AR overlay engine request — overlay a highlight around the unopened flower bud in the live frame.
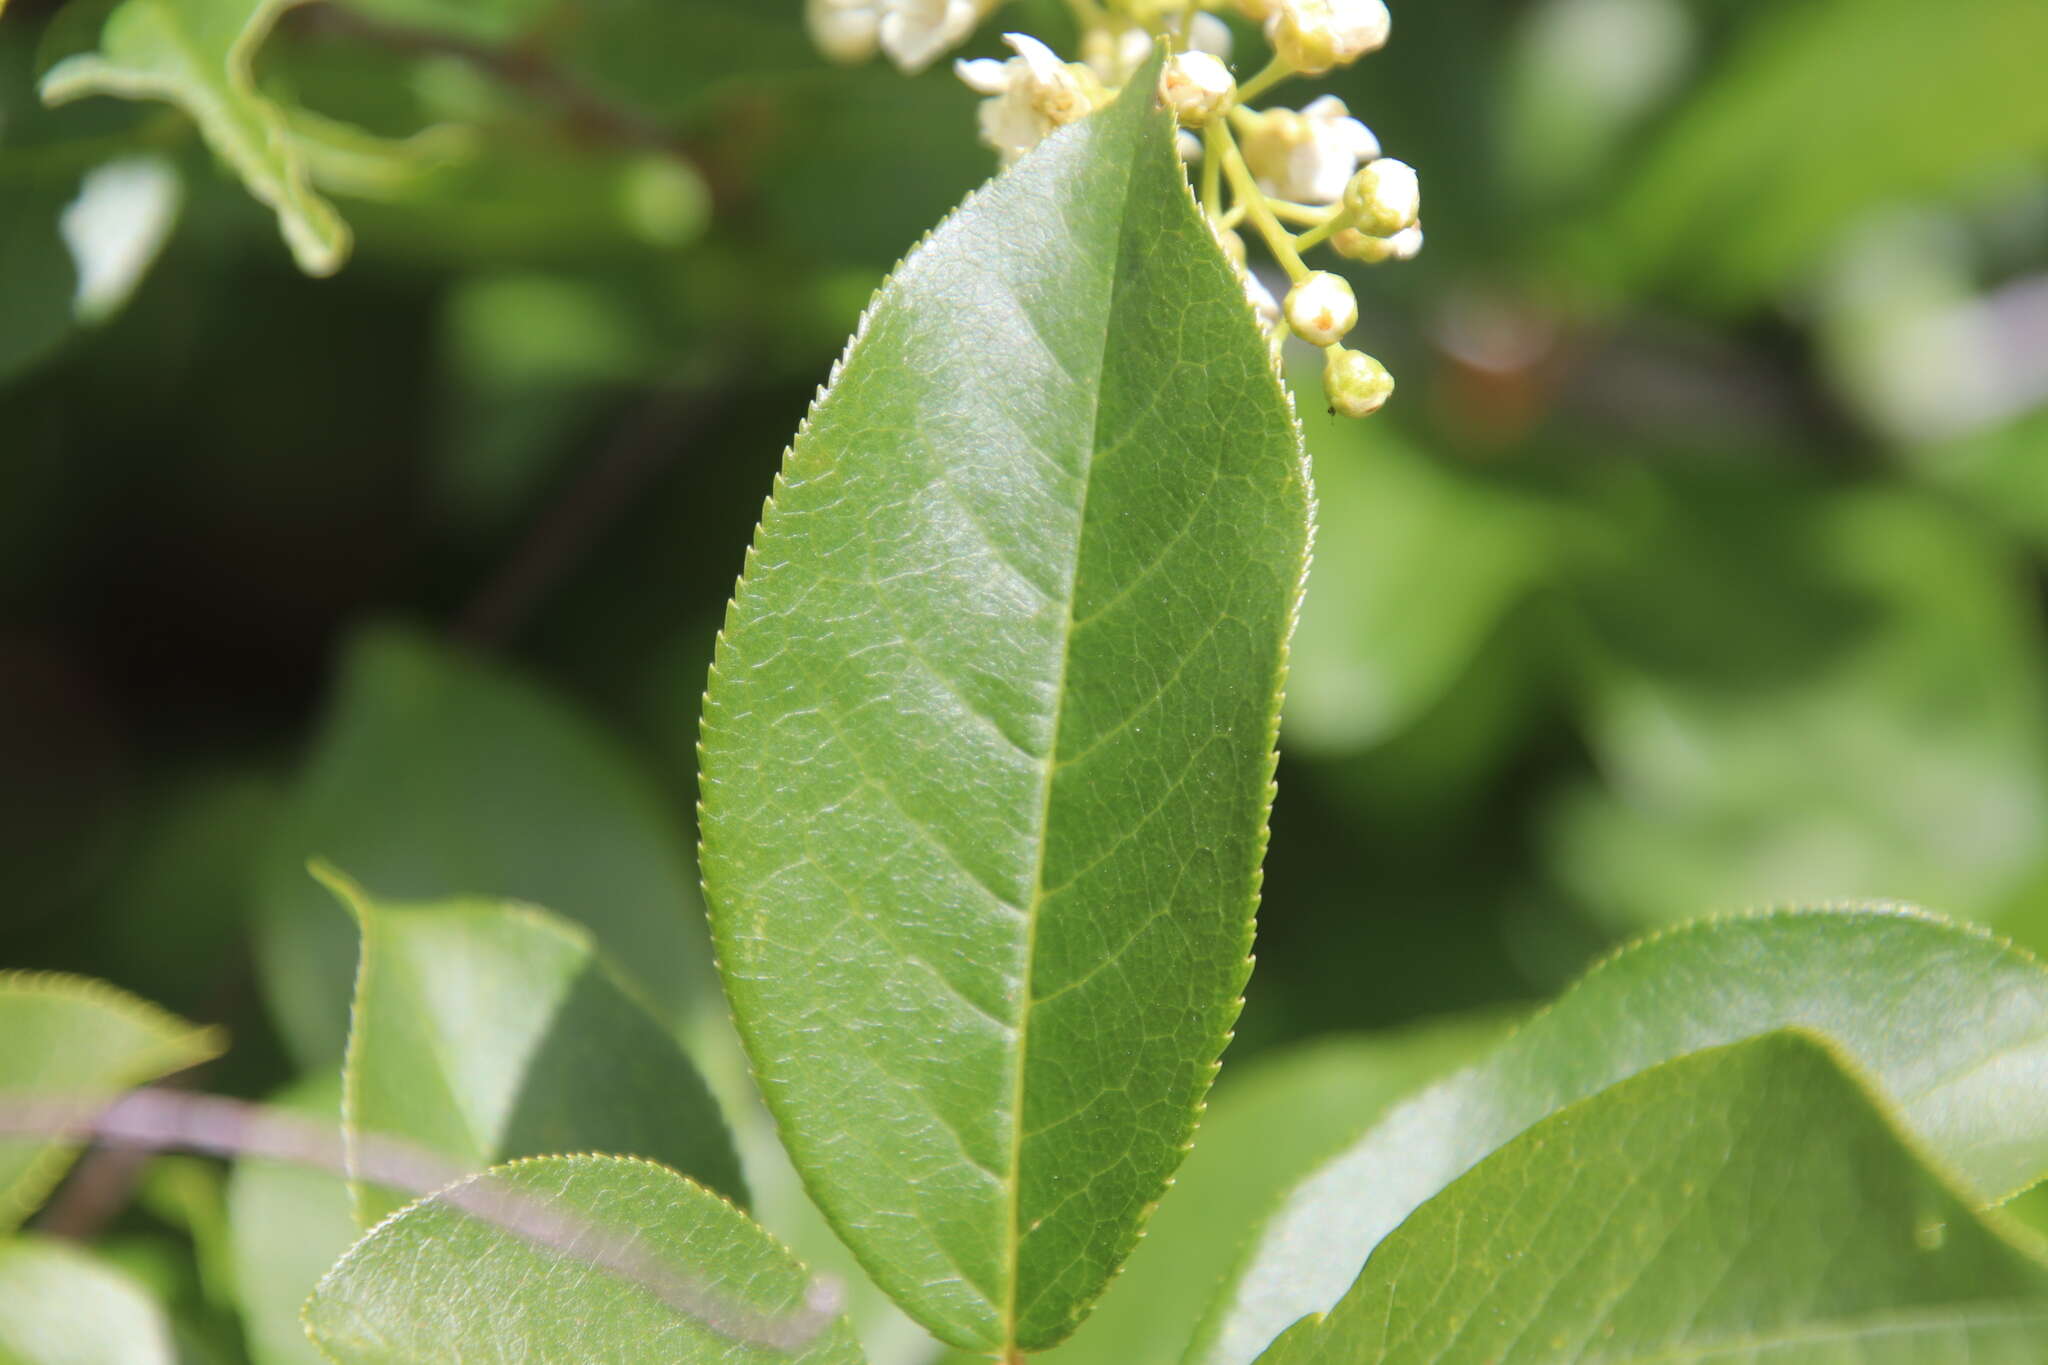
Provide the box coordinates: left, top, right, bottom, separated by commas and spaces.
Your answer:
1343, 157, 1419, 236
1331, 221, 1422, 263
1284, 272, 1358, 346
1159, 51, 1236, 127
1235, 0, 1275, 19
1268, 0, 1391, 76
1213, 226, 1248, 270
1323, 346, 1394, 416
807, 0, 881, 64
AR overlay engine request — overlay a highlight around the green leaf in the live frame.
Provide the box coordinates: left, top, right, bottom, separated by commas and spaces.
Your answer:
324, 867, 744, 1225
40, 0, 351, 276
224, 1076, 356, 1365
1549, 478, 2048, 930
0, 973, 221, 1230
697, 56, 1310, 1354
1255, 1032, 2048, 1365
1599, 0, 2048, 307
1194, 908, 2048, 1365
1285, 404, 1550, 754
0, 1236, 177, 1365
257, 622, 708, 1065
303, 1154, 865, 1364
1044, 1018, 1509, 1365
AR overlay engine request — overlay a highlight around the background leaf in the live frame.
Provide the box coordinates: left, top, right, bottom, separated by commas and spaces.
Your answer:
256, 622, 708, 1065
39, 0, 349, 276
0, 1235, 177, 1365
1196, 908, 2048, 1365
1257, 1032, 2048, 1365
328, 869, 743, 1224
0, 973, 220, 1229
224, 1076, 355, 1365
697, 58, 1310, 1353
304, 1154, 864, 1365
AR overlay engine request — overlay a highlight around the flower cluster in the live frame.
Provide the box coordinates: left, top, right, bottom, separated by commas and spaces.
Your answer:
809, 0, 1422, 416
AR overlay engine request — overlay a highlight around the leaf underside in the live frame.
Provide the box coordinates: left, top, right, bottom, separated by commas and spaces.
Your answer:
698, 58, 1310, 1354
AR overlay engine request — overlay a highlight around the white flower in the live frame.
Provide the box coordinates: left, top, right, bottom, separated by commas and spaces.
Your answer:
881, 0, 985, 72
956, 33, 1107, 165
1284, 271, 1358, 345
1343, 157, 1420, 235
1267, 0, 1391, 75
1171, 11, 1235, 58
1159, 51, 1235, 127
806, 0, 881, 64
1240, 95, 1380, 204
1081, 26, 1153, 84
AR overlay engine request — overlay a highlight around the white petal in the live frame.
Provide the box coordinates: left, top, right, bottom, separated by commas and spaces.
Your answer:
1004, 31, 1068, 81
61, 156, 180, 324
955, 56, 1010, 93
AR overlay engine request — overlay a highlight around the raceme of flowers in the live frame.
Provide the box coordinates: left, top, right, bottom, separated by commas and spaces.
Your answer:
807, 0, 1421, 417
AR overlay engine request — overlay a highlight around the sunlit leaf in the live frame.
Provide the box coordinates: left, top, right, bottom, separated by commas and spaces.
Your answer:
1195, 908, 2048, 1365
325, 867, 744, 1225
0, 1236, 177, 1365
0, 974, 220, 1230
304, 1154, 864, 1364
40, 0, 350, 276
1256, 1033, 2048, 1365
698, 55, 1310, 1354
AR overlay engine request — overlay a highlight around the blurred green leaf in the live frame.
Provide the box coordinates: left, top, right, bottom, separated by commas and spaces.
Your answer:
224, 1075, 356, 1365
324, 867, 744, 1226
698, 59, 1308, 1354
1041, 1018, 1509, 1365
1287, 411, 1551, 754
1256, 1032, 2048, 1365
0, 1236, 177, 1365
303, 1154, 865, 1364
1195, 908, 2048, 1365
1600, 0, 2048, 306
256, 622, 708, 1065
0, 973, 220, 1230
40, 0, 350, 276
1552, 476, 2048, 928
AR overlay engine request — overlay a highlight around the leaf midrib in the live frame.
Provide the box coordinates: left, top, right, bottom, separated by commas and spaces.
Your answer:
999, 124, 1153, 1354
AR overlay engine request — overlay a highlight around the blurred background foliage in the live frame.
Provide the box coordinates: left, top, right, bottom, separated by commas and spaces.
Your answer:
1, 0, 2044, 1359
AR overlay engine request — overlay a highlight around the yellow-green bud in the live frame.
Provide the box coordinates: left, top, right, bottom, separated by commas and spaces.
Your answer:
1331, 221, 1422, 263
1284, 272, 1358, 347
1323, 346, 1394, 416
1342, 158, 1419, 236
1159, 51, 1236, 127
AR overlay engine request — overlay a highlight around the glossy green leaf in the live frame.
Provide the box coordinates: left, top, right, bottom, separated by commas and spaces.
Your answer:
304, 1154, 865, 1364
257, 622, 708, 1065
697, 57, 1310, 1354
1194, 908, 2048, 1365
1041, 1018, 1509, 1365
325, 868, 744, 1225
0, 1236, 177, 1365
1256, 1033, 2048, 1365
40, 0, 350, 276
0, 973, 221, 1229
224, 1076, 354, 1365
1600, 0, 2048, 306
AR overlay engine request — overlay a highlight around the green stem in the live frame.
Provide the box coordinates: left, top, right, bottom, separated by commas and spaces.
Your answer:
1217, 127, 1309, 282
1235, 55, 1293, 105
1201, 120, 1225, 218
